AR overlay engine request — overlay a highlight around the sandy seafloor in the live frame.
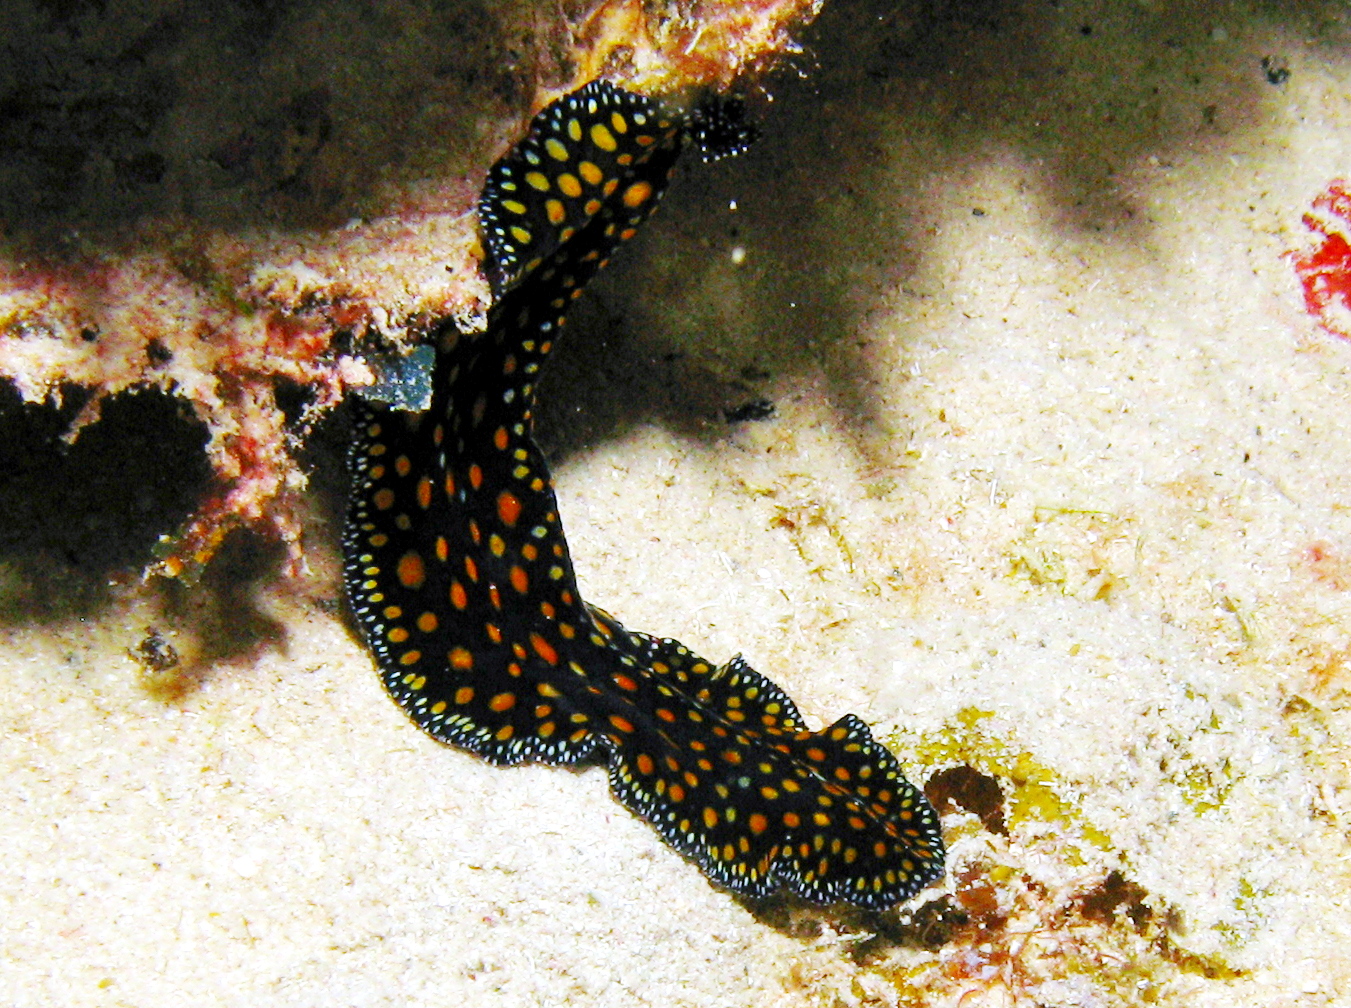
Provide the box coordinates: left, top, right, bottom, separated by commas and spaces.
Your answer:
5, 2, 1351, 1006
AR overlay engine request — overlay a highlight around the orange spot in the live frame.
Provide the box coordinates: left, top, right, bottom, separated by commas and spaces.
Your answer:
489, 692, 517, 712
488, 585, 502, 610
493, 426, 509, 450
464, 557, 479, 582
435, 536, 449, 561
656, 708, 676, 723
417, 612, 438, 633
874, 841, 888, 859
454, 686, 474, 704
806, 747, 827, 762
703, 807, 719, 828
397, 552, 426, 589
608, 714, 634, 733
450, 647, 474, 670
450, 581, 468, 610
612, 673, 639, 692
509, 566, 529, 593
486, 623, 502, 643
668, 783, 686, 803
373, 488, 395, 511
469, 464, 483, 489
388, 627, 409, 643
530, 632, 559, 665
496, 490, 522, 526
399, 650, 422, 666
495, 724, 514, 741
636, 754, 655, 775
782, 812, 801, 829
395, 455, 411, 477
444, 472, 456, 496
417, 477, 433, 509
622, 180, 653, 208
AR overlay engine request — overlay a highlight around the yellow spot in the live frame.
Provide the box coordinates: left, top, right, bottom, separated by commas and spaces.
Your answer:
537, 682, 562, 697
567, 118, 582, 141
501, 199, 527, 214
525, 171, 550, 191
578, 160, 603, 185
431, 701, 447, 715
760, 786, 779, 801
609, 111, 628, 134
545, 199, 566, 224
539, 721, 556, 737
557, 172, 582, 198
489, 534, 506, 557
509, 225, 532, 245
545, 137, 569, 161
397, 552, 426, 589
590, 122, 617, 151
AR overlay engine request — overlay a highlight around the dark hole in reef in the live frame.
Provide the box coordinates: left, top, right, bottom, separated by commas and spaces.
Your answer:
1077, 869, 1154, 934
0, 382, 211, 610
925, 764, 1007, 835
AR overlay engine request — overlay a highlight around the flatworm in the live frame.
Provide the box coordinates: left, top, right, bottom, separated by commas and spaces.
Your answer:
343, 81, 944, 908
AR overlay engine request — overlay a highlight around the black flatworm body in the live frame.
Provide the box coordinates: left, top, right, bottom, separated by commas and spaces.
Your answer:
344, 80, 944, 908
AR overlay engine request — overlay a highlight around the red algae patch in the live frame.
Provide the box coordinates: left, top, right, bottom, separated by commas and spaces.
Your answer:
1290, 180, 1351, 342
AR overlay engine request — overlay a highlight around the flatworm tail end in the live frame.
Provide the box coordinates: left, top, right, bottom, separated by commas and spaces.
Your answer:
598, 641, 945, 908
